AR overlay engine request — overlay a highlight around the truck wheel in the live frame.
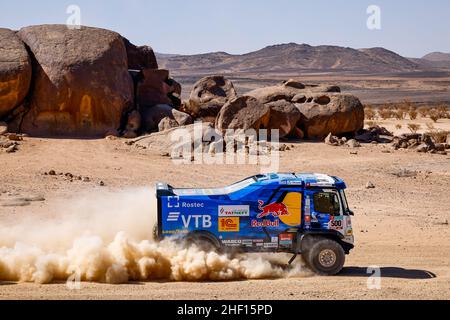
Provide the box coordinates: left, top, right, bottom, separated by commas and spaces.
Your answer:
305, 238, 345, 276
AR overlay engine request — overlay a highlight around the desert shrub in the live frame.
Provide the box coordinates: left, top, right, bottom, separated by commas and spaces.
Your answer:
408, 109, 418, 120
407, 123, 421, 134
379, 109, 393, 120
429, 109, 440, 123
394, 109, 406, 120
426, 130, 450, 144
426, 123, 435, 131
366, 121, 379, 128
436, 104, 449, 118
418, 106, 429, 118
398, 100, 413, 112
365, 107, 377, 120
395, 124, 402, 130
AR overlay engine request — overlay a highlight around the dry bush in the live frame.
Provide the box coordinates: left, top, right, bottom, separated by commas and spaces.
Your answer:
365, 107, 377, 120
408, 109, 418, 120
426, 123, 435, 131
395, 124, 402, 130
394, 109, 406, 120
379, 109, 393, 120
436, 104, 449, 118
429, 109, 440, 123
426, 130, 450, 144
365, 121, 379, 128
407, 123, 421, 134
418, 106, 430, 118
398, 100, 413, 112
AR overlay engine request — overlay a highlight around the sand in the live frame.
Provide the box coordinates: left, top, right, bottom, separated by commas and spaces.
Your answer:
0, 119, 449, 300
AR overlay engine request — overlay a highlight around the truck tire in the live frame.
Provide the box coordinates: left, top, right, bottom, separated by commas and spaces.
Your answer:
305, 238, 345, 276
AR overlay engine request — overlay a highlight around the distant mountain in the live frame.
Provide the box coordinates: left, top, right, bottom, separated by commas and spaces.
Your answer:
157, 43, 422, 75
422, 52, 450, 62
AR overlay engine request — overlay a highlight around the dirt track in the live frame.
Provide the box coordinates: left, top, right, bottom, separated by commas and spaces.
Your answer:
0, 123, 449, 299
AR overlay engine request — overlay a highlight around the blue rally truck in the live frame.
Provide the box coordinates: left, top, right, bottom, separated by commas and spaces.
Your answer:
155, 173, 354, 275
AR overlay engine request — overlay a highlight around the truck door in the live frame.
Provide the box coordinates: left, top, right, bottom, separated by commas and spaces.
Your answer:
306, 189, 347, 236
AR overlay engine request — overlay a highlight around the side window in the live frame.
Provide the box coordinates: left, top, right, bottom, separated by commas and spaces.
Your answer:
313, 192, 341, 216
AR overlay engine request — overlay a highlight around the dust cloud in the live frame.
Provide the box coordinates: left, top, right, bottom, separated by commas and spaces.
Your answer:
0, 188, 309, 284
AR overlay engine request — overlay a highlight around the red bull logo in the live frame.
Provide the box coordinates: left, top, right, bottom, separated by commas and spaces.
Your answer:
257, 200, 290, 218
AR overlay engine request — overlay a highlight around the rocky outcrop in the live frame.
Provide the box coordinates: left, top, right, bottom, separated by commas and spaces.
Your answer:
184, 76, 237, 119
136, 69, 181, 108
123, 37, 158, 70
265, 100, 304, 138
140, 104, 193, 133
295, 94, 364, 139
246, 80, 339, 104
246, 80, 362, 139
215, 96, 270, 133
0, 28, 32, 119
16, 25, 134, 137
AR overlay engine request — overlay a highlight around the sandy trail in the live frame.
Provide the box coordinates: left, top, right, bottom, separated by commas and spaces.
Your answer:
0, 123, 449, 299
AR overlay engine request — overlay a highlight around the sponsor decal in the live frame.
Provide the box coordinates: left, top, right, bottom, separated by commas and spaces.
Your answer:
271, 237, 278, 243
346, 229, 353, 236
222, 239, 241, 247
257, 200, 290, 218
242, 239, 253, 247
251, 219, 280, 228
253, 238, 264, 247
219, 217, 240, 232
167, 212, 180, 222
281, 180, 302, 185
279, 234, 293, 247
329, 216, 343, 230
264, 242, 278, 248
162, 229, 189, 235
218, 205, 250, 217
181, 202, 204, 208
167, 196, 180, 208
182, 215, 212, 229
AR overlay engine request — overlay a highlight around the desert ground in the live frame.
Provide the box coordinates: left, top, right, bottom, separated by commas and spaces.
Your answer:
0, 117, 449, 300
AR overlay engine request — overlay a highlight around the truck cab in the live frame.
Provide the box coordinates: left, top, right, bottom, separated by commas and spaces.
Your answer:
155, 173, 354, 275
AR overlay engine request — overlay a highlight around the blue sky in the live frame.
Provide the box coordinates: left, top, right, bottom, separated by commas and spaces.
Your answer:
1, 0, 449, 57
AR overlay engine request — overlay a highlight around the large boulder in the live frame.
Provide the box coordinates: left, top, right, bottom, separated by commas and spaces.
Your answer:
215, 96, 270, 133
16, 25, 134, 136
0, 28, 32, 119
141, 104, 193, 132
185, 76, 237, 118
247, 80, 341, 105
136, 69, 180, 107
123, 37, 158, 70
295, 93, 364, 139
246, 80, 306, 104
132, 122, 218, 154
266, 100, 304, 138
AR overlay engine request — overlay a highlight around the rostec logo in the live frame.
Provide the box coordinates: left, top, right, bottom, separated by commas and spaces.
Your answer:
257, 200, 289, 218
218, 205, 249, 217
219, 217, 240, 232
167, 212, 180, 222
167, 196, 180, 208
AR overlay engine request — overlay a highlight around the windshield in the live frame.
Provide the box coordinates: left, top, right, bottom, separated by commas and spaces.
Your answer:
339, 190, 350, 212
